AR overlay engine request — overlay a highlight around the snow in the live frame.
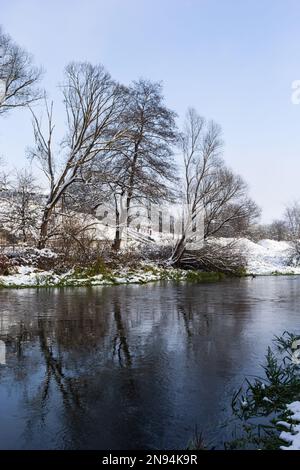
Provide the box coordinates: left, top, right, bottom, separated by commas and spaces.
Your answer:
291, 350, 300, 365
0, 237, 299, 288
280, 401, 300, 450
262, 396, 273, 404
243, 239, 299, 275
216, 237, 299, 275
17, 266, 34, 275
0, 265, 188, 288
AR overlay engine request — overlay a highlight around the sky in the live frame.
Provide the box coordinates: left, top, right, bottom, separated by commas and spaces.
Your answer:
1, 0, 300, 222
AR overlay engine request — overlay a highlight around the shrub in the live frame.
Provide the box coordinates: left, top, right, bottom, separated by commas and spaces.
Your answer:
0, 254, 11, 275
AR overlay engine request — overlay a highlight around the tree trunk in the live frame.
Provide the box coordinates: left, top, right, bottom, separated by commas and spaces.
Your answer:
126, 141, 140, 227
126, 193, 132, 227
169, 234, 186, 265
38, 207, 52, 249
112, 208, 121, 250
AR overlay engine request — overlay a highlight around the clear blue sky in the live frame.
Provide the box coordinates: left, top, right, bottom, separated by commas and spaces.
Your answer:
1, 0, 300, 222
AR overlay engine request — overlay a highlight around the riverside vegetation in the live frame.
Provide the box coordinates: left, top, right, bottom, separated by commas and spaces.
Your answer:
227, 332, 300, 450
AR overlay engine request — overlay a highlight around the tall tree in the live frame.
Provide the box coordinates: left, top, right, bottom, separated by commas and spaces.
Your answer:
29, 62, 126, 248
102, 79, 178, 249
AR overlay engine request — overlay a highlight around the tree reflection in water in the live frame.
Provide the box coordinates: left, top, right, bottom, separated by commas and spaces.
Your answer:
112, 300, 132, 368
0, 278, 295, 449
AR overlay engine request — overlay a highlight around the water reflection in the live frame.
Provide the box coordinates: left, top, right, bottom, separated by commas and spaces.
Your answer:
0, 340, 5, 365
112, 299, 132, 368
0, 277, 300, 449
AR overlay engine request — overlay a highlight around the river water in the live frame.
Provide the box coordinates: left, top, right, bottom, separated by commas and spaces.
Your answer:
0, 276, 300, 449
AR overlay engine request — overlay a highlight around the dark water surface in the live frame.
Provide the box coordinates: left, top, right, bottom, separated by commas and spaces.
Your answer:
0, 277, 300, 450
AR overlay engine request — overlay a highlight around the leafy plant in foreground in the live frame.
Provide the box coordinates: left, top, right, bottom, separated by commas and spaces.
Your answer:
228, 331, 300, 449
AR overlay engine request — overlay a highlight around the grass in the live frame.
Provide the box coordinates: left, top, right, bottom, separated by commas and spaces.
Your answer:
185, 271, 226, 282
73, 258, 111, 278
0, 263, 232, 289
227, 331, 300, 450
271, 270, 297, 276
187, 427, 207, 450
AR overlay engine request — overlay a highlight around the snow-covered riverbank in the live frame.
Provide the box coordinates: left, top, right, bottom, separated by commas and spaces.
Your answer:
0, 238, 298, 288
0, 266, 186, 288
279, 401, 300, 450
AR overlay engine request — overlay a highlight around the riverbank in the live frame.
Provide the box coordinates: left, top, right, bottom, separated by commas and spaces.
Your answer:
0, 237, 299, 288
220, 238, 300, 276
0, 265, 226, 288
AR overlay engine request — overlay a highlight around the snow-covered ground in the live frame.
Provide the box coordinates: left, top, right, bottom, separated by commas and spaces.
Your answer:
0, 264, 188, 288
0, 237, 299, 288
211, 237, 298, 275
236, 238, 299, 275
279, 401, 300, 450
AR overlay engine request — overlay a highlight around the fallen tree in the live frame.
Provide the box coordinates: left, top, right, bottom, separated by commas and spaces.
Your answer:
174, 239, 246, 275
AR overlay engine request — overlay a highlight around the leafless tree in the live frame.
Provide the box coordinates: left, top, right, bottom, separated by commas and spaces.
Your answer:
169, 108, 259, 265
51, 213, 103, 267
64, 173, 105, 216
102, 79, 178, 249
203, 168, 260, 238
169, 108, 223, 264
29, 62, 126, 248
0, 26, 42, 115
267, 219, 288, 241
0, 158, 8, 193
285, 202, 300, 240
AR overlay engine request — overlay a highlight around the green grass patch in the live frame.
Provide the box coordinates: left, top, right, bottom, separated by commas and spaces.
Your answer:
73, 258, 110, 278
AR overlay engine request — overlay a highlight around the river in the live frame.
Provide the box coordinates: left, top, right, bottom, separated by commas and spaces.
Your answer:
0, 276, 299, 449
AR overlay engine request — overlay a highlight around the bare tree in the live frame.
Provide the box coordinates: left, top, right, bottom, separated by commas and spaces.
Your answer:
63, 173, 105, 216
102, 79, 178, 249
29, 62, 126, 248
169, 108, 223, 264
0, 26, 41, 115
169, 108, 259, 265
285, 202, 300, 240
266, 219, 288, 241
282, 202, 300, 264
179, 239, 246, 274
268, 220, 287, 241
0, 158, 8, 193
203, 168, 260, 238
